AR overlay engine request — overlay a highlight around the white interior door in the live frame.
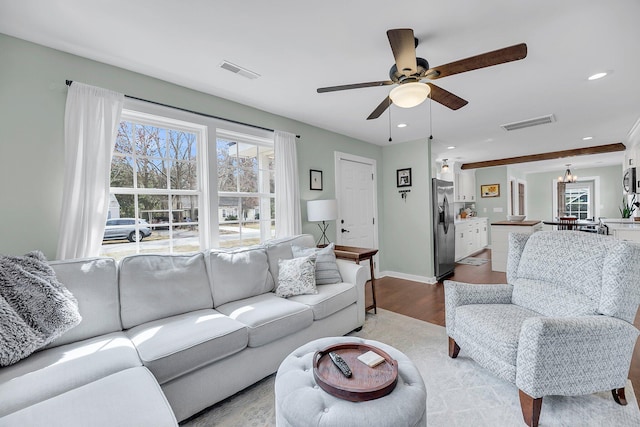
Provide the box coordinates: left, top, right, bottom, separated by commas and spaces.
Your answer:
335, 152, 377, 250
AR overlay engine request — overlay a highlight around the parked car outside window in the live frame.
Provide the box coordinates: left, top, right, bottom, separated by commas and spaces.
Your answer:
103, 218, 152, 242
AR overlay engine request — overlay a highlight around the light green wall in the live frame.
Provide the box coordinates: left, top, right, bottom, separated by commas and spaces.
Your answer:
381, 139, 434, 278
0, 34, 385, 260
525, 164, 623, 221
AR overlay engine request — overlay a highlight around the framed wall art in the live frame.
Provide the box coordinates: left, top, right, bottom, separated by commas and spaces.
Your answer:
397, 168, 412, 187
481, 183, 500, 198
310, 169, 323, 191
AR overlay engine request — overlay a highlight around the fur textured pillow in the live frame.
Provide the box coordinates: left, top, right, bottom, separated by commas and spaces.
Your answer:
291, 243, 342, 285
275, 255, 317, 298
0, 251, 81, 366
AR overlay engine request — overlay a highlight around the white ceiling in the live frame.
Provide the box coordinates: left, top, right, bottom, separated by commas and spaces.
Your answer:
1, 0, 639, 173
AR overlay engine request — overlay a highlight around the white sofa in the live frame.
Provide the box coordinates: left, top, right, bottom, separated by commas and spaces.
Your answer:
0, 235, 367, 426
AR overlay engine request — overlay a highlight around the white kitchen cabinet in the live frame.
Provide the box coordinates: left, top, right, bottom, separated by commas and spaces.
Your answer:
455, 217, 488, 261
490, 221, 542, 272
455, 170, 476, 202
479, 218, 489, 248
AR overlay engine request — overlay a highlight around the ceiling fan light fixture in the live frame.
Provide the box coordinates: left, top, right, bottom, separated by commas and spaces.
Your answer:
389, 82, 431, 108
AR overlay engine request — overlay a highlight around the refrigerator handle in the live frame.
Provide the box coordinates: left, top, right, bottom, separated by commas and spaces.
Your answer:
443, 194, 450, 234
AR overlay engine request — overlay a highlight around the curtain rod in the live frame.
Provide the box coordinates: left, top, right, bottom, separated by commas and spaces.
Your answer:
65, 80, 300, 138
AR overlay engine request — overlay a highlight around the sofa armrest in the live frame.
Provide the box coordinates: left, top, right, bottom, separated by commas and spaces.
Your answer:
443, 281, 513, 335
336, 259, 368, 326
516, 315, 640, 397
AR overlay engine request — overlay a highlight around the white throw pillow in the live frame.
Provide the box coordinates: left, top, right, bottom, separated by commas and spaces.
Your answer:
292, 242, 342, 285
275, 255, 317, 298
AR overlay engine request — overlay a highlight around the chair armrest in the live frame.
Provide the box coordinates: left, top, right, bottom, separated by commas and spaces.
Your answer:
336, 259, 368, 326
516, 315, 640, 397
443, 281, 513, 335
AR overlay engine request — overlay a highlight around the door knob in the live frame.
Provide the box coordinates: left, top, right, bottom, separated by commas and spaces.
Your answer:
341, 228, 350, 233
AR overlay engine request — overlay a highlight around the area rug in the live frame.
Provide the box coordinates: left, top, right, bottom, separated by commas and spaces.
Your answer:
457, 257, 489, 266
182, 309, 640, 426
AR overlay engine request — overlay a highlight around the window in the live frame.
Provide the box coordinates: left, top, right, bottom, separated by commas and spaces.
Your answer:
100, 110, 207, 259
100, 106, 276, 259
216, 130, 275, 248
564, 181, 594, 219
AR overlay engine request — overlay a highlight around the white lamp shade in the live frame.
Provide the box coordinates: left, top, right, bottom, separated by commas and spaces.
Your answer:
307, 199, 338, 222
389, 82, 431, 108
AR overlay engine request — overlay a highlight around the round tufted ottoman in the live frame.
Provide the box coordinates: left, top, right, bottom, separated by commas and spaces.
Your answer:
275, 337, 426, 427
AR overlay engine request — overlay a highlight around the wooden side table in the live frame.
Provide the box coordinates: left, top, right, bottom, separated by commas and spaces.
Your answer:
332, 245, 379, 314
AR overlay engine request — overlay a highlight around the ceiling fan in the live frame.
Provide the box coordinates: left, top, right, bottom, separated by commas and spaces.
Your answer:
317, 29, 527, 120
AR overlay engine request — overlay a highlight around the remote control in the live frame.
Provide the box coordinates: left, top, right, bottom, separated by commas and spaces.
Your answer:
329, 352, 352, 377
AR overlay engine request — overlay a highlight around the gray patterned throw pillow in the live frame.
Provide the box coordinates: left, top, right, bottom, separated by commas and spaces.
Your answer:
275, 255, 317, 298
291, 243, 342, 285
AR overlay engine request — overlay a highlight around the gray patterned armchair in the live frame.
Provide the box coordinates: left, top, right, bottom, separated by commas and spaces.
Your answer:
445, 231, 640, 427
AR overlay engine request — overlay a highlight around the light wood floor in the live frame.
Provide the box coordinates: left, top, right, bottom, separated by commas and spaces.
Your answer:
365, 248, 640, 407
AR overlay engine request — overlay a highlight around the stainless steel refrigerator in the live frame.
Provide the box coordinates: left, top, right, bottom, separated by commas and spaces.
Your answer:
432, 178, 455, 280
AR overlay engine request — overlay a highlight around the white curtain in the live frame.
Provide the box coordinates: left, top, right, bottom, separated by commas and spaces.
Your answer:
274, 130, 302, 237
56, 83, 124, 260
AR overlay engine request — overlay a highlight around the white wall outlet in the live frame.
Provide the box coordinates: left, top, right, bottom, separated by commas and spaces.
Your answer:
493, 207, 503, 213
483, 208, 487, 212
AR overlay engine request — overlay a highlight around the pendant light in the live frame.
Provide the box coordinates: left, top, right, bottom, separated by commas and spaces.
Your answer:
558, 164, 577, 183
441, 159, 449, 173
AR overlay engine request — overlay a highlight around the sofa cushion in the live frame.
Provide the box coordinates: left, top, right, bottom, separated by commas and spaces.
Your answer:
288, 282, 357, 320
208, 247, 274, 307
119, 253, 213, 329
0, 332, 141, 417
216, 293, 313, 347
292, 243, 342, 285
125, 309, 248, 384
0, 367, 177, 427
48, 257, 121, 347
275, 255, 317, 298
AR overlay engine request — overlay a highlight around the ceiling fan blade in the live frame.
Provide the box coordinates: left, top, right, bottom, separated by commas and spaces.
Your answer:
317, 80, 394, 93
367, 96, 392, 120
387, 28, 417, 76
427, 43, 527, 80
427, 84, 468, 110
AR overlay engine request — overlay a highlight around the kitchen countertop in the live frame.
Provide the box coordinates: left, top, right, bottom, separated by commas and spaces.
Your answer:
604, 222, 640, 230
454, 216, 487, 224
491, 220, 542, 226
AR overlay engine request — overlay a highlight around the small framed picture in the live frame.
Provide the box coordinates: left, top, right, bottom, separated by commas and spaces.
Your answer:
310, 169, 323, 191
481, 184, 500, 198
397, 168, 412, 187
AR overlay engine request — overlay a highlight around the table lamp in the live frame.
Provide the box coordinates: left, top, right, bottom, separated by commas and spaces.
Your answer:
307, 199, 338, 246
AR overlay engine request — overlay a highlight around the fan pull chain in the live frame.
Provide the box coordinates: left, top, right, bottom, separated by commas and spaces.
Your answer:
388, 98, 393, 142
429, 96, 433, 140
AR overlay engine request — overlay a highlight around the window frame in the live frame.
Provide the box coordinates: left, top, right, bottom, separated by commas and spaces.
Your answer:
214, 129, 275, 247
102, 99, 276, 257
104, 109, 209, 256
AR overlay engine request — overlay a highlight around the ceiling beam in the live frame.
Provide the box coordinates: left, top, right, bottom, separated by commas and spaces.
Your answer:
460, 143, 626, 170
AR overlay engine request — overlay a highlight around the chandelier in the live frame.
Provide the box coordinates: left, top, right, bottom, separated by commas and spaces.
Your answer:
558, 164, 577, 183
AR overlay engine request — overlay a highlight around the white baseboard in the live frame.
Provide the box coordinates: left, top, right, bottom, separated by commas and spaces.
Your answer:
378, 270, 438, 285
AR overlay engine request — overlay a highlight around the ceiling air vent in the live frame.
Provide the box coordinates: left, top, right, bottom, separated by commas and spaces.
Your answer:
500, 114, 556, 131
219, 60, 260, 80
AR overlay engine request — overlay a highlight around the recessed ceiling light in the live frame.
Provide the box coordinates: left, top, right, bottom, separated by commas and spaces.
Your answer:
588, 72, 607, 81
582, 136, 593, 140
397, 123, 407, 128
447, 146, 456, 150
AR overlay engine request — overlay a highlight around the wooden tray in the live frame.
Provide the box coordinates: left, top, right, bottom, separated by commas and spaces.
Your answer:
313, 342, 398, 402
